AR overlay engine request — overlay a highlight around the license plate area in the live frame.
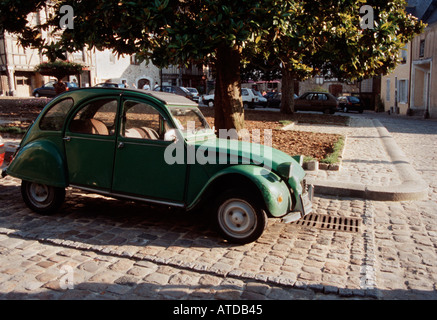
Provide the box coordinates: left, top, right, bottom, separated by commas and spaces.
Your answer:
301, 184, 314, 216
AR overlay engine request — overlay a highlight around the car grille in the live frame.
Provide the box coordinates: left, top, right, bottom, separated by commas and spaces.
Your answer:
301, 179, 308, 193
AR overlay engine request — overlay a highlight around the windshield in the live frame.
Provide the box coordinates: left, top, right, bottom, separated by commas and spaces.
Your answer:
187, 88, 198, 94
168, 106, 212, 135
254, 90, 263, 97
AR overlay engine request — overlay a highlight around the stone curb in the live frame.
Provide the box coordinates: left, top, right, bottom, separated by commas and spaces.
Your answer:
307, 119, 428, 201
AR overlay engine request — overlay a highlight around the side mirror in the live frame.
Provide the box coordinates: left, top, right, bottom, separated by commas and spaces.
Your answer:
164, 129, 177, 142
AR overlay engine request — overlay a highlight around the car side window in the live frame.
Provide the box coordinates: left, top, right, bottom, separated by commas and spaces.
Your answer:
319, 94, 327, 101
122, 100, 166, 140
69, 99, 117, 136
39, 98, 74, 131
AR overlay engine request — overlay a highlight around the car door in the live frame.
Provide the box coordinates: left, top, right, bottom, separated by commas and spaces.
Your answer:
295, 93, 312, 111
41, 82, 56, 96
111, 97, 187, 204
316, 93, 328, 111
64, 97, 119, 191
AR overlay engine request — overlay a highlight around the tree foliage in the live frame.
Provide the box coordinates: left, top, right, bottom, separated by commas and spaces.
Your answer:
250, 0, 425, 113
0, 0, 425, 126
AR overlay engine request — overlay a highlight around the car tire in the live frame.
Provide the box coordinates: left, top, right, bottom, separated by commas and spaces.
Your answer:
21, 180, 65, 215
343, 107, 349, 113
34, 92, 40, 98
214, 189, 268, 244
207, 100, 214, 107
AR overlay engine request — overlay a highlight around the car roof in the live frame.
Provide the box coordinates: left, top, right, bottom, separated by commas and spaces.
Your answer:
147, 90, 197, 106
59, 87, 198, 107
305, 91, 331, 94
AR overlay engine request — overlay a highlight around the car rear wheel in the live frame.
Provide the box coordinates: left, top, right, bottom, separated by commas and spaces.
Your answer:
214, 190, 267, 244
21, 181, 65, 215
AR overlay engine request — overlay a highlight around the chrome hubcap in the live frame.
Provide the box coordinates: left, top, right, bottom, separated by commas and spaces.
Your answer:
29, 183, 49, 202
218, 199, 256, 238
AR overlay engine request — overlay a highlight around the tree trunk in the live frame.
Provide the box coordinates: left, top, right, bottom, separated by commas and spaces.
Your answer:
280, 64, 295, 114
214, 44, 244, 135
54, 79, 67, 95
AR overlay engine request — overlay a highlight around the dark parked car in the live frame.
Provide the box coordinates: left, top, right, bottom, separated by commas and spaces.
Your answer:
94, 82, 122, 88
265, 92, 298, 108
265, 92, 281, 108
294, 92, 338, 114
154, 86, 195, 101
33, 81, 79, 98
337, 96, 364, 113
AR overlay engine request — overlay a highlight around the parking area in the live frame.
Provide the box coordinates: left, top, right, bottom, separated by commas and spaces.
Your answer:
0, 174, 376, 299
1, 111, 437, 300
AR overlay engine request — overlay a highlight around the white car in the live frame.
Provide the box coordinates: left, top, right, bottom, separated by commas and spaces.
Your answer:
186, 87, 200, 102
252, 89, 267, 107
201, 88, 259, 108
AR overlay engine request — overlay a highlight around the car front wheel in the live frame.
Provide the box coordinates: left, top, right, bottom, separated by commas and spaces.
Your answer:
21, 181, 65, 215
214, 190, 267, 244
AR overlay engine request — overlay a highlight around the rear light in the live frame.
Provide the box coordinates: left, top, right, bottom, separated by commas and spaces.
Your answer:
0, 142, 4, 167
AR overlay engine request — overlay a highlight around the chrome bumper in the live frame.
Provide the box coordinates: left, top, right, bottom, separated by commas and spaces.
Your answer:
281, 184, 314, 224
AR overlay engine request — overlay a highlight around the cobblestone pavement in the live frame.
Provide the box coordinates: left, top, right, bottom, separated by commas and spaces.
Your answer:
364, 113, 437, 299
301, 117, 402, 187
0, 176, 372, 300
1, 111, 437, 301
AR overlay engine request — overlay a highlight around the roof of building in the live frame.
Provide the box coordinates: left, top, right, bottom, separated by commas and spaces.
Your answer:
407, 0, 437, 24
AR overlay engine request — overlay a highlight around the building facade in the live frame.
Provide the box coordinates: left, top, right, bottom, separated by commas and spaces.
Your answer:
0, 8, 96, 97
380, 0, 437, 118
94, 50, 207, 92
380, 43, 411, 115
410, 19, 437, 118
0, 31, 44, 97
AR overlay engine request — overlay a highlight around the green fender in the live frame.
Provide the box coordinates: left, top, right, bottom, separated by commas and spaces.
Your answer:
6, 140, 67, 188
188, 165, 294, 218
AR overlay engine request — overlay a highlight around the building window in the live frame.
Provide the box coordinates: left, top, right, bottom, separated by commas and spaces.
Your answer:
109, 54, 116, 64
72, 50, 85, 62
398, 79, 408, 104
386, 79, 390, 101
401, 44, 408, 63
419, 40, 425, 57
130, 55, 140, 65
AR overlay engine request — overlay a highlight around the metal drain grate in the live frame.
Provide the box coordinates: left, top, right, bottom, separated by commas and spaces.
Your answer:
295, 213, 361, 233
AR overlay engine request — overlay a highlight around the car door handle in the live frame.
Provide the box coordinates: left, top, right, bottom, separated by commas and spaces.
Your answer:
118, 142, 125, 149
63, 136, 71, 142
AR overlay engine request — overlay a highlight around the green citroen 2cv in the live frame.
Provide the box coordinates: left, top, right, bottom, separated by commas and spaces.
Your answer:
2, 88, 313, 244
